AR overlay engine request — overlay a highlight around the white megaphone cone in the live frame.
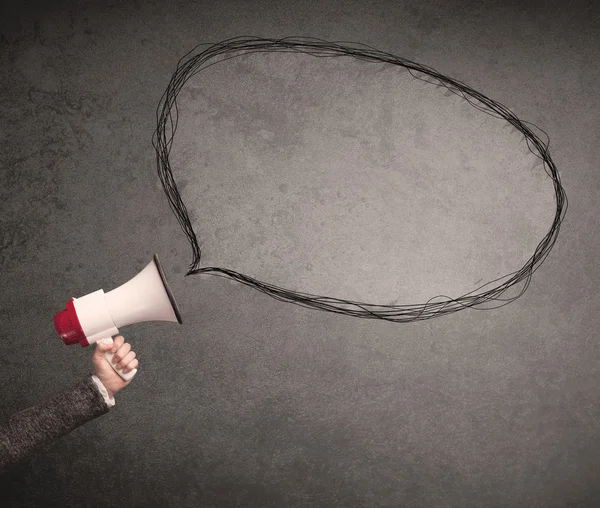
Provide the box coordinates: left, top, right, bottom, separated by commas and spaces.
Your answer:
54, 254, 183, 381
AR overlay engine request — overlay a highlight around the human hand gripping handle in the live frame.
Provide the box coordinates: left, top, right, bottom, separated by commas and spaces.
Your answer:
93, 335, 138, 384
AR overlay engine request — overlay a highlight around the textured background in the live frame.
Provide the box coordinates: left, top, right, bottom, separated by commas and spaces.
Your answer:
1, 0, 599, 506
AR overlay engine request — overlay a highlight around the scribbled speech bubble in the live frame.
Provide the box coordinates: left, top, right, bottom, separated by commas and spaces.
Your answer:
154, 38, 566, 322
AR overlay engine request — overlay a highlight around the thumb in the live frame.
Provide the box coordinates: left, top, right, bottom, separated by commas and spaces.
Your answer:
95, 341, 114, 354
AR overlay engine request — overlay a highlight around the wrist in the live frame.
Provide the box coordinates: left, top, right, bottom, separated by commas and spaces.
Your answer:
91, 374, 117, 407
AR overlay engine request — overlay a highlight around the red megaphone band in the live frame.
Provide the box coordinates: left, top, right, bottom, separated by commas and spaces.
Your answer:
54, 298, 90, 347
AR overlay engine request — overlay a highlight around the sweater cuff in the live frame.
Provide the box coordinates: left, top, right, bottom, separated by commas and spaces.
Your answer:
91, 375, 116, 407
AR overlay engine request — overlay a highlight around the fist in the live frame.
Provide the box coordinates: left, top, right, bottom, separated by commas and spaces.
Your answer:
92, 335, 139, 398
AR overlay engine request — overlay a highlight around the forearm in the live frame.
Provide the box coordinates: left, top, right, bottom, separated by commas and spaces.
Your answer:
0, 376, 110, 473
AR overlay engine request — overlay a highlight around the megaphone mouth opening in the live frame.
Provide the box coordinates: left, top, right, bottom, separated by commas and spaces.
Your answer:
153, 254, 183, 324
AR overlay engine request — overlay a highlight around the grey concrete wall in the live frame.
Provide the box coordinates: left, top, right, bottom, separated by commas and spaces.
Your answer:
1, 0, 599, 506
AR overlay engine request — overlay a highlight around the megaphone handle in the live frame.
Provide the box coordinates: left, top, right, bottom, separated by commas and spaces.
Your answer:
97, 337, 137, 381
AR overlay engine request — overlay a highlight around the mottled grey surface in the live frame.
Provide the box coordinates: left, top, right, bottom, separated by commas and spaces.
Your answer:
1, 0, 599, 507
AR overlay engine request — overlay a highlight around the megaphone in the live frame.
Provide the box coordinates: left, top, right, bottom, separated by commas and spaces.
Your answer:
54, 254, 182, 381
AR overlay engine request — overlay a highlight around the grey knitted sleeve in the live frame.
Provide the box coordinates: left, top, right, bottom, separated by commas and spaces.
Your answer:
0, 376, 110, 474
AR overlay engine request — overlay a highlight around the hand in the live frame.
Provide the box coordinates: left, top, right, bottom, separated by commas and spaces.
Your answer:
92, 335, 139, 398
